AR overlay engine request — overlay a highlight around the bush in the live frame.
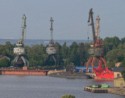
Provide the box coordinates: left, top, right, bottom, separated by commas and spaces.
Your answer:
66, 63, 75, 73
0, 57, 10, 67
121, 70, 125, 80
61, 94, 75, 98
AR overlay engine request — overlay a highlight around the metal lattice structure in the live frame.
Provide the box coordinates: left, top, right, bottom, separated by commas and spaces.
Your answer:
45, 17, 57, 65
12, 14, 29, 67
86, 8, 106, 72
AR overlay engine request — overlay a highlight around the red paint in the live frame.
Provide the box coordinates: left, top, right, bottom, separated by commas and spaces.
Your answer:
93, 61, 114, 80
0, 69, 48, 76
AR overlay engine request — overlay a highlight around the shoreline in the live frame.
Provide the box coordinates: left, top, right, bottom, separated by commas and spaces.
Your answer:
49, 71, 125, 96
48, 72, 90, 79
108, 87, 125, 96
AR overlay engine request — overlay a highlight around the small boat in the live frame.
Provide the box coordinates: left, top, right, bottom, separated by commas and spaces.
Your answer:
0, 66, 48, 76
84, 84, 110, 93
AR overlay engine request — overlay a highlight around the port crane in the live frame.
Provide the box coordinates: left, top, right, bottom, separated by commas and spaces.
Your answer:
12, 14, 29, 67
45, 17, 57, 65
85, 8, 114, 80
86, 8, 107, 72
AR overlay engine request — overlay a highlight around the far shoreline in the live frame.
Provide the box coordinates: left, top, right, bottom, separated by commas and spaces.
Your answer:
48, 72, 89, 79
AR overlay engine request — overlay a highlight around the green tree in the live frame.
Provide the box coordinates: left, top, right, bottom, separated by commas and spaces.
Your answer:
66, 63, 75, 73
77, 43, 88, 65
26, 44, 46, 67
104, 36, 120, 51
69, 42, 78, 65
121, 71, 125, 80
106, 49, 125, 67
0, 57, 10, 67
121, 37, 125, 44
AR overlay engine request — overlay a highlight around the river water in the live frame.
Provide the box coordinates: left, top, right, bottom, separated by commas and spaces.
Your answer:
0, 76, 123, 98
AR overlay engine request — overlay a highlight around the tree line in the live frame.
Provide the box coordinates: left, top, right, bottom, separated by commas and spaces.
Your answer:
0, 36, 125, 69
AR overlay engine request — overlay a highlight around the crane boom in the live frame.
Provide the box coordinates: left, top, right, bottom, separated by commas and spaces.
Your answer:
88, 8, 96, 46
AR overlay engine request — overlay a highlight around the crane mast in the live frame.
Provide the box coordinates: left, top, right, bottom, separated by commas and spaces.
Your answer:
46, 17, 56, 55
21, 14, 26, 45
45, 17, 57, 66
12, 14, 29, 67
50, 17, 54, 44
95, 16, 100, 38
88, 8, 96, 46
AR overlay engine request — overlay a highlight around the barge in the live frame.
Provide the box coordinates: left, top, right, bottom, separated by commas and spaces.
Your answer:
84, 86, 108, 93
0, 66, 48, 76
84, 84, 109, 93
84, 86, 125, 96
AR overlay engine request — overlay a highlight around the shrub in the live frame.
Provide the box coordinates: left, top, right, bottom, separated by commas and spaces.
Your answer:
66, 63, 75, 73
121, 70, 125, 80
0, 57, 10, 67
61, 94, 75, 98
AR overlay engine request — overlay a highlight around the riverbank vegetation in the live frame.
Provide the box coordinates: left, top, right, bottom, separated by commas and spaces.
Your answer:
0, 36, 125, 69
61, 94, 75, 98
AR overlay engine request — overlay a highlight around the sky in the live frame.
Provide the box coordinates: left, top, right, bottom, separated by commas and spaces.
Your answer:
0, 0, 124, 40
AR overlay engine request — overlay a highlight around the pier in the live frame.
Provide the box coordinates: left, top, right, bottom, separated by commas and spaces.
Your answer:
84, 86, 125, 96
84, 86, 108, 93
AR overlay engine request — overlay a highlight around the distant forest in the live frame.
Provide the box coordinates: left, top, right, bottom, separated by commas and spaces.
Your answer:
0, 36, 125, 69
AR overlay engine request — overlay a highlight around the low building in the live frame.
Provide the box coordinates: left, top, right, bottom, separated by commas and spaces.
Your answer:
113, 66, 125, 87
112, 67, 125, 78
75, 66, 95, 73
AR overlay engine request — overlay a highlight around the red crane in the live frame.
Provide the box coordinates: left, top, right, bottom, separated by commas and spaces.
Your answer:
86, 8, 114, 80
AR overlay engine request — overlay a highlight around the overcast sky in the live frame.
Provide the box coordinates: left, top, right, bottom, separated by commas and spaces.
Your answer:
0, 0, 124, 40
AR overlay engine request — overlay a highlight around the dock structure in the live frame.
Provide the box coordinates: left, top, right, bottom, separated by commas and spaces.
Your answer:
85, 72, 114, 81
0, 69, 48, 76
85, 72, 96, 79
84, 86, 125, 96
84, 86, 108, 93
108, 87, 125, 96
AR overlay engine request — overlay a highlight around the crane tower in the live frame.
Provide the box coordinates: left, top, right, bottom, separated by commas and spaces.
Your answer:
45, 17, 57, 66
86, 8, 106, 72
12, 14, 29, 67
85, 9, 114, 80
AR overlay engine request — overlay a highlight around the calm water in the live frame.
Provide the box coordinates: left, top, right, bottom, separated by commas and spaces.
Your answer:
0, 76, 123, 98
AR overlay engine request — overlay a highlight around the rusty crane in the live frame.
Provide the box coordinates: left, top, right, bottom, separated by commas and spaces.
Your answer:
85, 8, 114, 80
